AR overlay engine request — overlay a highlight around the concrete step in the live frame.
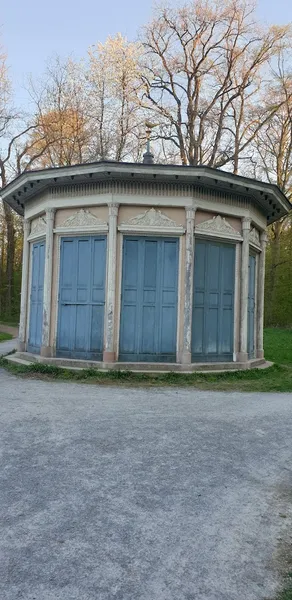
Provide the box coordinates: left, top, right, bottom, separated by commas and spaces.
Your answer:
5, 355, 33, 366
8, 353, 273, 374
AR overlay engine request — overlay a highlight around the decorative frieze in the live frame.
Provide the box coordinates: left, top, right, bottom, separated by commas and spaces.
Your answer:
28, 216, 47, 240
195, 215, 242, 240
55, 209, 108, 233
119, 207, 185, 235
49, 181, 194, 198
249, 226, 261, 249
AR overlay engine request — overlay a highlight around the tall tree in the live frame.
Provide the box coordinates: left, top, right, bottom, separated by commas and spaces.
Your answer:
140, 0, 290, 170
24, 56, 90, 169
0, 43, 18, 316
252, 54, 292, 325
87, 34, 144, 161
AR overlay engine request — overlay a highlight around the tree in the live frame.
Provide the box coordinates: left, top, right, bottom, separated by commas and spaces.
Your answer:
140, 0, 291, 170
23, 56, 91, 169
87, 33, 144, 161
252, 54, 292, 325
0, 43, 19, 317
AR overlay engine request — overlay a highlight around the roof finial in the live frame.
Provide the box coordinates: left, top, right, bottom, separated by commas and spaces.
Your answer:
143, 121, 156, 164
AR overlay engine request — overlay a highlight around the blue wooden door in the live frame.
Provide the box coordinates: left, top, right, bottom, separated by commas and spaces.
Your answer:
192, 240, 235, 362
57, 236, 106, 360
119, 237, 179, 362
248, 254, 256, 359
28, 241, 45, 353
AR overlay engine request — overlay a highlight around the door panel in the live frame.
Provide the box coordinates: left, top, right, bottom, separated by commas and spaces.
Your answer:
119, 237, 179, 362
192, 240, 235, 362
248, 254, 256, 359
28, 241, 45, 353
57, 236, 106, 359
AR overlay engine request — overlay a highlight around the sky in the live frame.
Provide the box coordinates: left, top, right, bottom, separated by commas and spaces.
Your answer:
1, 0, 292, 107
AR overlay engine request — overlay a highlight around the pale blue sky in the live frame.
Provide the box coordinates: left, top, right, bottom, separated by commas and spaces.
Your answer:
2, 0, 292, 106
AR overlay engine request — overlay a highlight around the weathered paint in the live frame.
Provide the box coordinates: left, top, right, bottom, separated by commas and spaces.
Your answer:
257, 232, 268, 359
119, 237, 179, 362
18, 220, 30, 351
192, 240, 235, 362
57, 236, 106, 359
182, 207, 196, 363
239, 217, 251, 361
248, 254, 256, 359
104, 204, 119, 361
41, 208, 55, 356
27, 241, 46, 353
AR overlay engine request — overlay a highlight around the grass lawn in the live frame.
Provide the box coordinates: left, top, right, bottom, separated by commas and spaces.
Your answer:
264, 328, 292, 365
1, 327, 292, 392
0, 332, 13, 342
277, 591, 292, 600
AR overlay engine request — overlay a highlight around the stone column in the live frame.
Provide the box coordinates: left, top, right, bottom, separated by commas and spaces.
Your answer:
238, 217, 251, 362
103, 203, 119, 362
257, 230, 268, 359
41, 208, 55, 357
18, 219, 31, 352
181, 206, 196, 364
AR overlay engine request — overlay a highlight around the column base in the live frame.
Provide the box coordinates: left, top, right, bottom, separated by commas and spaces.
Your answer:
256, 349, 264, 359
103, 351, 116, 363
237, 352, 249, 362
18, 340, 26, 352
40, 345, 53, 358
180, 351, 192, 365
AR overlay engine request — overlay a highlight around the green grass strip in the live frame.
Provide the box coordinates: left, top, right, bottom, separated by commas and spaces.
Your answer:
1, 356, 292, 391
0, 332, 13, 342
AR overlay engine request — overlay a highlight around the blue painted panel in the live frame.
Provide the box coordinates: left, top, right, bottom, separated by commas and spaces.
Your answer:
248, 254, 256, 359
28, 241, 45, 353
119, 237, 179, 362
192, 240, 235, 362
57, 236, 106, 359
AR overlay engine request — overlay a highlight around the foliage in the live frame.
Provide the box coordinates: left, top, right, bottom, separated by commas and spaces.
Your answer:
265, 222, 292, 326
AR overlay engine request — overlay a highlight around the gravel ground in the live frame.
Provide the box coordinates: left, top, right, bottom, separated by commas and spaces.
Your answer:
1, 368, 292, 600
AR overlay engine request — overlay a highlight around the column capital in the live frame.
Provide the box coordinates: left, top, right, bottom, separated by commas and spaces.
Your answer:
185, 206, 196, 221
23, 219, 30, 233
108, 203, 119, 217
242, 217, 251, 231
45, 207, 56, 221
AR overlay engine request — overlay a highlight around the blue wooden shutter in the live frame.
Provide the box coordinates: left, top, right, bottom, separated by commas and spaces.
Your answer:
28, 241, 45, 353
248, 254, 256, 358
119, 237, 179, 362
192, 240, 235, 362
159, 239, 179, 358
119, 238, 140, 356
57, 236, 106, 359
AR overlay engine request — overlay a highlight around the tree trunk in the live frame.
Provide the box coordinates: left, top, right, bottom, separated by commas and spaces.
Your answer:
267, 221, 282, 325
2, 202, 15, 317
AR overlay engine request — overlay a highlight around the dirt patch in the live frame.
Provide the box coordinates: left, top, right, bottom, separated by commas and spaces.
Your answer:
0, 323, 18, 337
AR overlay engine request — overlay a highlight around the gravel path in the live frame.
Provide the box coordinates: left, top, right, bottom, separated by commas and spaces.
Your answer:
1, 369, 292, 600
